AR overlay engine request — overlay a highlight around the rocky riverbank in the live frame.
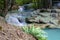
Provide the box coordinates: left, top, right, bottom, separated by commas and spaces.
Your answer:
5, 9, 60, 28
26, 9, 60, 28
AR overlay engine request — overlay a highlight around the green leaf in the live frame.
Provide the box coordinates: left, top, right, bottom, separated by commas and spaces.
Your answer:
22, 25, 48, 40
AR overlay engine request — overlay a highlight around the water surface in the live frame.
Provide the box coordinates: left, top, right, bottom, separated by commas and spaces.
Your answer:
44, 29, 60, 40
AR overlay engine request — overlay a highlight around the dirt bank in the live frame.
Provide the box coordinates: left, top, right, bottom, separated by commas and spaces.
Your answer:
0, 16, 36, 40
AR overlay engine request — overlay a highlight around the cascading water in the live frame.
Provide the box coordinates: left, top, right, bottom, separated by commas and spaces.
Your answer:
5, 6, 33, 27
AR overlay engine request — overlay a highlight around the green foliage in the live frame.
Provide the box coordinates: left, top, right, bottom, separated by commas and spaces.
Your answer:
32, 0, 44, 9
0, 0, 4, 17
22, 26, 48, 40
0, 0, 4, 9
15, 0, 23, 6
15, 0, 32, 6
15, 0, 44, 9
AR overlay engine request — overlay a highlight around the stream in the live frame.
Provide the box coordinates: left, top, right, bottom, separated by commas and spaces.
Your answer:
45, 29, 60, 40
5, 6, 60, 40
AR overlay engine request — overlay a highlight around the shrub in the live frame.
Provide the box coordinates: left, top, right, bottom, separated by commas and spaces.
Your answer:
22, 25, 48, 40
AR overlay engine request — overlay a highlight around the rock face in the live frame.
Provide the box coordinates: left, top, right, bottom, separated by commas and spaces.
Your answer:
5, 9, 60, 28
27, 10, 60, 28
0, 16, 36, 40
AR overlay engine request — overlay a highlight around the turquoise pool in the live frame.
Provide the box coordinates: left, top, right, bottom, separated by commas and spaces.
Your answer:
44, 29, 60, 40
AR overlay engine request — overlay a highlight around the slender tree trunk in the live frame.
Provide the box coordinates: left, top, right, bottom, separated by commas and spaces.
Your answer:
3, 0, 15, 17
3, 0, 8, 17
10, 0, 15, 10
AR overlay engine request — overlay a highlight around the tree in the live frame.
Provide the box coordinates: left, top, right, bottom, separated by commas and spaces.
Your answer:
32, 0, 44, 9
0, 0, 15, 17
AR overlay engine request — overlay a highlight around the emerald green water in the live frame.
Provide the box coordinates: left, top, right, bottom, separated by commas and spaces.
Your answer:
44, 29, 60, 40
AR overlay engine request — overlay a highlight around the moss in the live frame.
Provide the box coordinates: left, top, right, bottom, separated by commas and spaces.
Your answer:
0, 26, 2, 30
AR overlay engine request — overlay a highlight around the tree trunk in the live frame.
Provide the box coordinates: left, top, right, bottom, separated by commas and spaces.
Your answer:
2, 0, 8, 17
3, 0, 15, 17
